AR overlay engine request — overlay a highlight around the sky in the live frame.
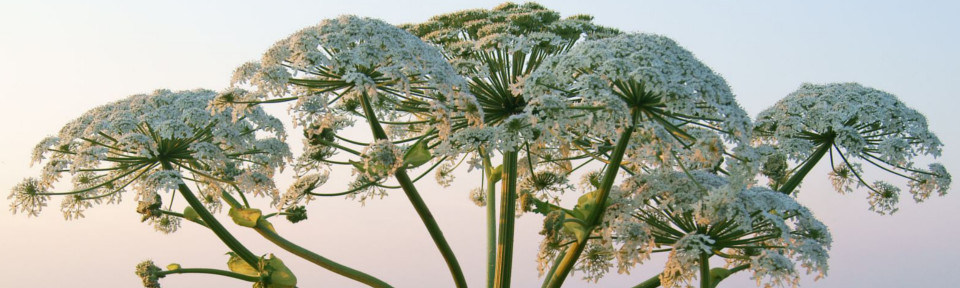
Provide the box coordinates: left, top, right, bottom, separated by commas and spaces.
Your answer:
1, 1, 958, 287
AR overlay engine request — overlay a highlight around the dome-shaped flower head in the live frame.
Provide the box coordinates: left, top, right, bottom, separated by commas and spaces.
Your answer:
597, 170, 830, 287
224, 16, 483, 191
227, 15, 480, 143
755, 83, 950, 214
403, 3, 620, 154
525, 33, 752, 170
11, 89, 290, 232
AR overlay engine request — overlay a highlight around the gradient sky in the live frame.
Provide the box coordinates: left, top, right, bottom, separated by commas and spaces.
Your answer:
1, 1, 958, 287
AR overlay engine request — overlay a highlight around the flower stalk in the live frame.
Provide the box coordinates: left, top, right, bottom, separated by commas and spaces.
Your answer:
778, 141, 832, 194
160, 267, 260, 282
358, 91, 467, 288
218, 193, 393, 288
161, 161, 259, 267
543, 125, 635, 288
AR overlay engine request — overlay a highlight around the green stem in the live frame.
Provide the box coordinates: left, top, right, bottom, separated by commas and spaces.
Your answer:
632, 273, 662, 288
632, 263, 750, 288
709, 264, 749, 288
219, 193, 393, 288
358, 91, 467, 288
539, 252, 565, 288
482, 148, 498, 288
778, 142, 831, 194
395, 169, 468, 288
160, 268, 260, 282
700, 253, 711, 288
544, 126, 635, 288
160, 161, 258, 268
494, 150, 519, 288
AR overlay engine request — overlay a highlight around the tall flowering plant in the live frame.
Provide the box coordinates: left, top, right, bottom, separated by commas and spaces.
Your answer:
9, 2, 950, 288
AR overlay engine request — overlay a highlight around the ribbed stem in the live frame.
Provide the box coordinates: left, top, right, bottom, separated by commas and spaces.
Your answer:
494, 150, 519, 288
544, 126, 635, 288
161, 161, 259, 268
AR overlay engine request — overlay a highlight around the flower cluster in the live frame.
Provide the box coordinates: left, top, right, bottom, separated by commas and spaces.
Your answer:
755, 83, 951, 213
524, 33, 752, 172
592, 170, 831, 287
11, 89, 290, 232
227, 15, 481, 141
406, 3, 618, 156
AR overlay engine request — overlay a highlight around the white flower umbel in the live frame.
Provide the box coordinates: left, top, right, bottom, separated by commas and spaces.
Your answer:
228, 15, 481, 143
12, 89, 290, 233
604, 169, 831, 288
755, 83, 951, 213
405, 2, 618, 154
525, 33, 752, 170
357, 139, 405, 182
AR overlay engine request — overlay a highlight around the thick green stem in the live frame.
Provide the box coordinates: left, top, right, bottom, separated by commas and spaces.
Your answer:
700, 253, 711, 288
544, 126, 635, 288
494, 150, 519, 288
482, 149, 498, 288
160, 268, 260, 282
161, 161, 259, 268
220, 193, 393, 288
778, 142, 831, 194
358, 92, 467, 288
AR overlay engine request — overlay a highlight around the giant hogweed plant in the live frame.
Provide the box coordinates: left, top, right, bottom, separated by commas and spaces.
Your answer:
9, 2, 951, 288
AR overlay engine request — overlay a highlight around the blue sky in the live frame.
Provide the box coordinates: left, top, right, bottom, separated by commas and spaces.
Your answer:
1, 1, 957, 287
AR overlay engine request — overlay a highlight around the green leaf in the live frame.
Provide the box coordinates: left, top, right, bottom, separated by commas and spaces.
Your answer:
183, 206, 203, 224
560, 190, 603, 240
529, 197, 554, 215
574, 189, 601, 219
562, 218, 588, 240
264, 254, 297, 288
402, 140, 432, 168
490, 165, 503, 183
259, 219, 277, 233
226, 252, 259, 277
228, 207, 262, 228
